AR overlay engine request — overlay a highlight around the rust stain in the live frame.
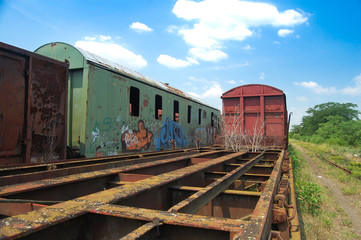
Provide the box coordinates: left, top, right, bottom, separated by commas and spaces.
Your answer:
143, 99, 148, 107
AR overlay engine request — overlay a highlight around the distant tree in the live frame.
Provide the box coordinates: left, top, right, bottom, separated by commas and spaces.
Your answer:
310, 116, 361, 146
292, 102, 359, 138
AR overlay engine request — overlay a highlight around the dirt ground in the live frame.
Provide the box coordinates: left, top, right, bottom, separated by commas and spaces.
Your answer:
293, 143, 361, 238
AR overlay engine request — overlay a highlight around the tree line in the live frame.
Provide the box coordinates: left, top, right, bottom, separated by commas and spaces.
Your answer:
290, 102, 361, 147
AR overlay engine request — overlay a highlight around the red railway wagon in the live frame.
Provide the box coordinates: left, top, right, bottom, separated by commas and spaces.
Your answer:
221, 84, 289, 149
0, 42, 68, 165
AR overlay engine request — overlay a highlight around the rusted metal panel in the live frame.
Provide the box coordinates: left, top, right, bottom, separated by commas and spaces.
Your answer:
0, 148, 300, 239
221, 84, 288, 148
0, 42, 68, 166
0, 48, 26, 163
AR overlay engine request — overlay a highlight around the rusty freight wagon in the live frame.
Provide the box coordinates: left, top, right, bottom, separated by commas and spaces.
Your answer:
35, 43, 220, 158
0, 42, 68, 165
221, 84, 288, 149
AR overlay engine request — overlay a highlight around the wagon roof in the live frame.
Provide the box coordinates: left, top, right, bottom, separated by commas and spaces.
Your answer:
221, 84, 285, 98
77, 48, 212, 106
35, 42, 219, 111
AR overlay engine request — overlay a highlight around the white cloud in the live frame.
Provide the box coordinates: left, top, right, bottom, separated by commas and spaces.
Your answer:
341, 74, 361, 96
172, 0, 307, 62
157, 54, 199, 68
260, 72, 265, 79
278, 29, 294, 37
186, 77, 224, 108
99, 35, 111, 41
75, 36, 147, 69
228, 80, 236, 84
129, 22, 153, 32
188, 81, 223, 98
294, 81, 336, 94
167, 25, 180, 33
189, 48, 228, 62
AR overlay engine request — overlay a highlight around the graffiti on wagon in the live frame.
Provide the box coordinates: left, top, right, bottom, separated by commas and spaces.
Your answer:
156, 117, 185, 151
121, 120, 153, 151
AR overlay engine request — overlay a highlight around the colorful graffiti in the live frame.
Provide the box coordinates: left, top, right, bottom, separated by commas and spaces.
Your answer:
121, 120, 153, 151
156, 117, 185, 151
89, 116, 123, 156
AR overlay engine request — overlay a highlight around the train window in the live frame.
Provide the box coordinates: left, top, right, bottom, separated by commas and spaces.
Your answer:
198, 109, 202, 125
187, 105, 192, 123
203, 110, 206, 119
155, 95, 162, 120
211, 112, 214, 127
129, 86, 139, 117
174, 100, 179, 122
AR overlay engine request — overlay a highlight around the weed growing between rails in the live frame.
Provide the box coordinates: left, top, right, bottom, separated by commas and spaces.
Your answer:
218, 105, 266, 152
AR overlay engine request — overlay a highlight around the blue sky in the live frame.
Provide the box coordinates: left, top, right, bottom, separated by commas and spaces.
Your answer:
1, 0, 361, 126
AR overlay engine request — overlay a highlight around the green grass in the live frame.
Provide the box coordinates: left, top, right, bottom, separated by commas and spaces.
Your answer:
289, 140, 361, 239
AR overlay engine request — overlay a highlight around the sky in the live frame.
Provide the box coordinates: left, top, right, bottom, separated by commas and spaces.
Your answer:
1, 0, 361, 126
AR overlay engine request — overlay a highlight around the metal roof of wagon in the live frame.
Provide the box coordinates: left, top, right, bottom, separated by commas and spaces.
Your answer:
35, 42, 218, 110
76, 47, 169, 91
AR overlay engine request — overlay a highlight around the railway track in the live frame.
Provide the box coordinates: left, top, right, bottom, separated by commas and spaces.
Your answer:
0, 148, 299, 239
316, 154, 353, 175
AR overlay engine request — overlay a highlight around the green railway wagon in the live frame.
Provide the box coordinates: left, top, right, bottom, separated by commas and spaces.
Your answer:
35, 42, 220, 158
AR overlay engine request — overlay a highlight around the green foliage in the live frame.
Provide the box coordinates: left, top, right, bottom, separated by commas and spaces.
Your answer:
289, 145, 323, 216
290, 102, 361, 148
349, 162, 361, 179
296, 180, 323, 216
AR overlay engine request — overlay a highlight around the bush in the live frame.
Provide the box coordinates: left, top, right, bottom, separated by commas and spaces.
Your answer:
296, 180, 323, 216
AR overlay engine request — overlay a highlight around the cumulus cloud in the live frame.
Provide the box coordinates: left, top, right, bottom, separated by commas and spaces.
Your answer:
157, 54, 199, 68
129, 22, 153, 32
341, 74, 361, 96
75, 36, 147, 69
189, 48, 228, 62
188, 81, 223, 98
278, 29, 294, 37
294, 81, 336, 94
172, 0, 307, 62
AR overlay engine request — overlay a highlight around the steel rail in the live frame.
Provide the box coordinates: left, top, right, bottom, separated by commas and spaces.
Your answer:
0, 150, 220, 197
168, 151, 265, 213
232, 150, 285, 239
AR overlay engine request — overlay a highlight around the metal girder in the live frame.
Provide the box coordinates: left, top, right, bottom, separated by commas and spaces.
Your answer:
0, 149, 205, 186
168, 151, 265, 213
0, 148, 298, 240
232, 150, 285, 239
0, 150, 246, 238
0, 151, 219, 197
